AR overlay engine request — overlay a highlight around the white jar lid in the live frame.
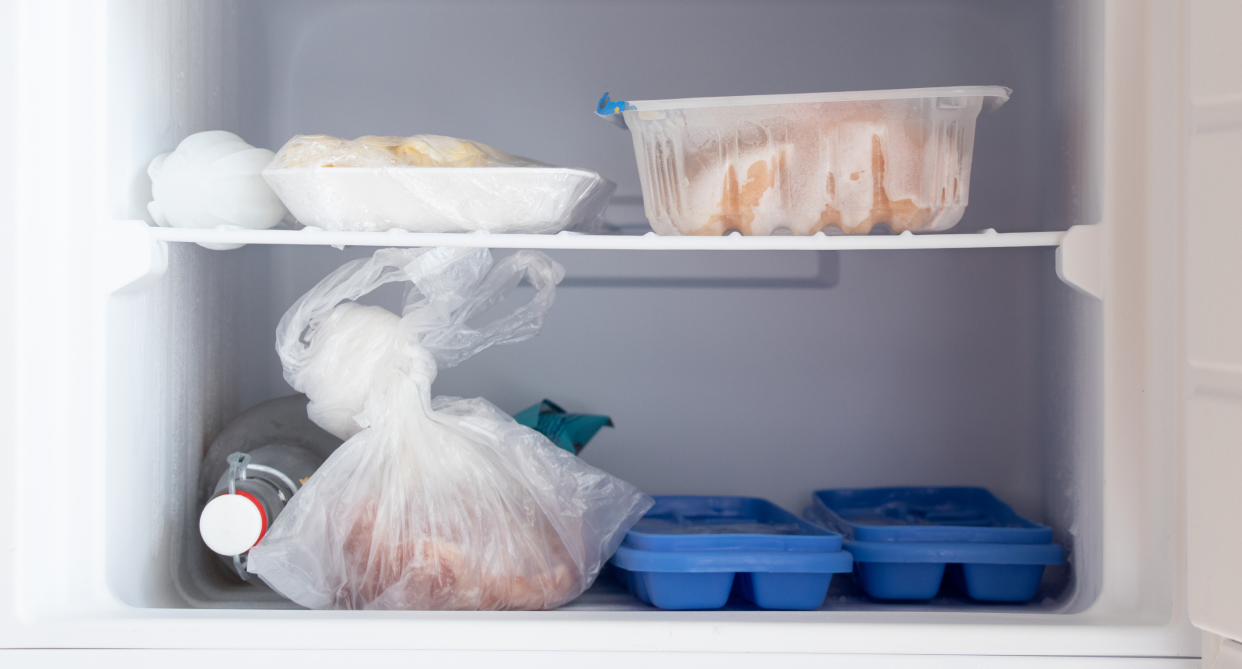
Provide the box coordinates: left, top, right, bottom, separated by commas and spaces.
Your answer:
199, 494, 266, 556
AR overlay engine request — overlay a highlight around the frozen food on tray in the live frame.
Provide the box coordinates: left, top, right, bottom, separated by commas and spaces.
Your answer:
598, 86, 1010, 236
262, 134, 615, 234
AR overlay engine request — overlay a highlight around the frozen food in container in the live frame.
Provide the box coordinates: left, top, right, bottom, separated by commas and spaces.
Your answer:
262, 134, 616, 234
598, 86, 1010, 236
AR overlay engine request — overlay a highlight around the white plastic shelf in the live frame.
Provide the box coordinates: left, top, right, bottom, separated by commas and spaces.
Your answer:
148, 226, 1065, 251
112, 221, 1089, 295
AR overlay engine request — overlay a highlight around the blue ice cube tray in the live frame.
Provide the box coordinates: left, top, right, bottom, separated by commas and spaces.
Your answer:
608, 496, 853, 610
804, 487, 1064, 602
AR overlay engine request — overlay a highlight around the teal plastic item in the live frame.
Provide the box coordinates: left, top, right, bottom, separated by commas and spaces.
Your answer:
513, 399, 613, 455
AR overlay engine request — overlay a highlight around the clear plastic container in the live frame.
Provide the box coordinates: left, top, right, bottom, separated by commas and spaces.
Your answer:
601, 86, 1010, 236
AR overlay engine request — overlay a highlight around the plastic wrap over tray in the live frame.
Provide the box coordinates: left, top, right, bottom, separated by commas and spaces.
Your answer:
262, 134, 616, 234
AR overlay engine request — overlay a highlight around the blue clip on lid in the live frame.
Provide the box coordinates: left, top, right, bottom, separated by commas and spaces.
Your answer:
596, 92, 629, 130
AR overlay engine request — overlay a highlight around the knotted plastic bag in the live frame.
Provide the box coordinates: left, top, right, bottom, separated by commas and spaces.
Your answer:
247, 247, 653, 610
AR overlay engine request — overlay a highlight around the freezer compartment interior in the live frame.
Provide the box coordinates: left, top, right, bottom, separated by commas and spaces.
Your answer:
107, 243, 1102, 613
103, 0, 1103, 615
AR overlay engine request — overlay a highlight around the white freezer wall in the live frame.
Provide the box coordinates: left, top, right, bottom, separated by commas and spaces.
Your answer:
104, 0, 270, 607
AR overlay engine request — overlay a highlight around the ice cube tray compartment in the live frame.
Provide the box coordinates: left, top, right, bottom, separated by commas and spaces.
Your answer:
608, 496, 852, 610
805, 487, 1063, 602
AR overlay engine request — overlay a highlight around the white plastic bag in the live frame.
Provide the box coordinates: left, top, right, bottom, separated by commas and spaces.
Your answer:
246, 247, 652, 610
148, 130, 291, 250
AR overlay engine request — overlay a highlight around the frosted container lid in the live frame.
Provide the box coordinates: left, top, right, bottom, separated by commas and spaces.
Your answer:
623, 496, 842, 553
597, 86, 1011, 128
807, 487, 1053, 544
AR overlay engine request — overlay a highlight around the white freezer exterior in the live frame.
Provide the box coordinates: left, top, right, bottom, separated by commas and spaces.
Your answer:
1185, 0, 1242, 664
0, 0, 1227, 664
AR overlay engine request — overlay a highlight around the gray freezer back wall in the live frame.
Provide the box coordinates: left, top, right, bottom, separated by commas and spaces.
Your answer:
234, 0, 1065, 520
